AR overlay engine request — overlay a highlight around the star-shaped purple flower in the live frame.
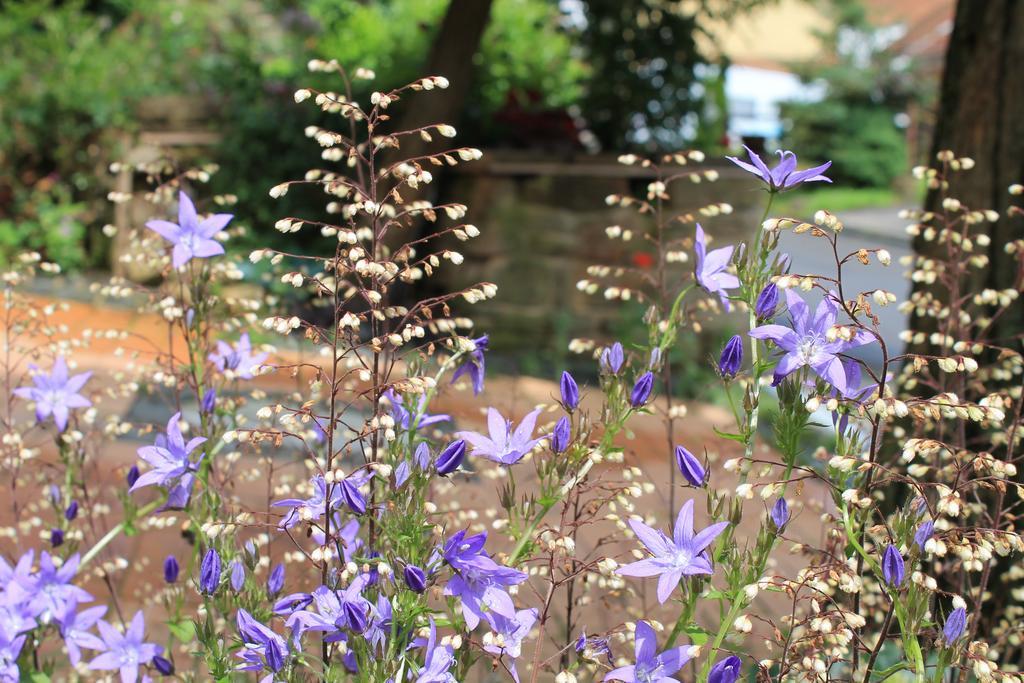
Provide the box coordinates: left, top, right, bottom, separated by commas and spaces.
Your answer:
451, 334, 489, 396
13, 356, 91, 432
604, 620, 694, 682
236, 608, 289, 679
617, 500, 729, 603
146, 192, 230, 268
414, 618, 457, 683
694, 224, 739, 310
272, 474, 341, 530
58, 602, 107, 666
384, 388, 450, 432
130, 412, 206, 510
726, 146, 832, 193
88, 610, 161, 683
748, 289, 874, 397
209, 333, 268, 380
456, 407, 545, 466
442, 529, 528, 630
484, 608, 538, 683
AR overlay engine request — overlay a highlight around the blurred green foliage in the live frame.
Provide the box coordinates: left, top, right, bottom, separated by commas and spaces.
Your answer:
780, 0, 923, 188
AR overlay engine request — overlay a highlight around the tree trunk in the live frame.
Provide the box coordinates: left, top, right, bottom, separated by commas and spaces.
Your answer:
916, 0, 1024, 344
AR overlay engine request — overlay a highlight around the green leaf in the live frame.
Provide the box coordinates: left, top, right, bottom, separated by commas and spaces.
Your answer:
168, 620, 196, 642
684, 626, 710, 645
712, 427, 746, 443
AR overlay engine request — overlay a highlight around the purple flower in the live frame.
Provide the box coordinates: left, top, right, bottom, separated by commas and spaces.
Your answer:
236, 608, 289, 676
576, 630, 612, 663
601, 342, 625, 374
629, 372, 655, 407
749, 289, 874, 397
604, 620, 694, 682
560, 371, 580, 410
943, 607, 967, 645
709, 655, 743, 683
414, 442, 432, 469
452, 334, 488, 396
694, 224, 739, 310
726, 146, 832, 192
273, 593, 313, 615
209, 333, 268, 380
285, 575, 371, 642
267, 563, 285, 596
163, 556, 179, 584
17, 552, 93, 621
483, 608, 538, 683
200, 388, 216, 414
882, 545, 905, 587
272, 474, 342, 529
230, 560, 246, 592
771, 498, 789, 530
415, 618, 457, 683
551, 416, 571, 454
442, 529, 528, 629
126, 465, 140, 488
50, 528, 64, 547
617, 500, 730, 603
88, 610, 161, 683
146, 192, 230, 268
755, 283, 780, 319
153, 655, 174, 675
435, 439, 467, 476
0, 628, 26, 681
403, 564, 428, 593
13, 356, 91, 432
58, 602, 107, 666
674, 446, 706, 487
718, 335, 743, 378
365, 594, 393, 654
914, 520, 934, 551
385, 388, 450, 432
199, 548, 222, 595
340, 476, 367, 515
130, 412, 206, 510
457, 408, 545, 466
64, 500, 79, 521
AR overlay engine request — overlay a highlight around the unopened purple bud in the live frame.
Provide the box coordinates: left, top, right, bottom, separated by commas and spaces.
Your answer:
754, 283, 779, 319
914, 519, 934, 551
403, 564, 427, 593
230, 560, 245, 592
343, 649, 359, 673
163, 555, 179, 583
342, 600, 368, 633
649, 347, 663, 370
560, 371, 580, 410
629, 372, 654, 407
201, 388, 216, 413
268, 563, 285, 596
266, 638, 286, 672
942, 607, 966, 645
341, 478, 366, 515
153, 655, 174, 676
882, 545, 905, 586
414, 442, 431, 469
771, 498, 789, 529
674, 446, 706, 487
551, 416, 571, 454
126, 465, 140, 487
50, 528, 64, 547
708, 655, 743, 683
199, 548, 222, 595
48, 484, 61, 504
718, 335, 743, 378
64, 500, 79, 521
185, 308, 195, 328
600, 342, 624, 374
436, 439, 466, 476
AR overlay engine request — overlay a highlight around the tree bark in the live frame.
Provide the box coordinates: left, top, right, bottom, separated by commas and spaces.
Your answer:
916, 0, 1024, 343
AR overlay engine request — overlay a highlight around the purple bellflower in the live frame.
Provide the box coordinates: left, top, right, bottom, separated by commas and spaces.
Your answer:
604, 620, 694, 682
771, 498, 790, 530
726, 146, 832, 193
694, 224, 739, 310
0, 627, 26, 682
483, 608, 538, 683
755, 283, 780, 319
718, 335, 743, 378
601, 342, 625, 374
209, 333, 268, 380
749, 289, 874, 397
267, 563, 285, 596
708, 655, 743, 683
88, 610, 161, 683
404, 564, 428, 593
59, 602, 107, 666
943, 607, 967, 645
230, 561, 246, 592
617, 500, 730, 603
551, 416, 571, 454
451, 334, 488, 395
285, 574, 371, 642
576, 630, 612, 663
199, 548, 222, 595
435, 439, 466, 475
415, 618, 457, 683
560, 371, 580, 410
882, 545, 905, 587
674, 446, 706, 487
914, 519, 935, 551
457, 407, 545, 466
130, 412, 206, 510
630, 372, 655, 407
13, 356, 91, 432
384, 388, 450, 432
236, 609, 289, 679
273, 474, 342, 530
18, 552, 93, 621
442, 529, 528, 630
146, 192, 230, 269
163, 556, 179, 584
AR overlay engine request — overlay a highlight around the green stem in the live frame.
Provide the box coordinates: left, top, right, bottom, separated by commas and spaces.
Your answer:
81, 499, 161, 567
